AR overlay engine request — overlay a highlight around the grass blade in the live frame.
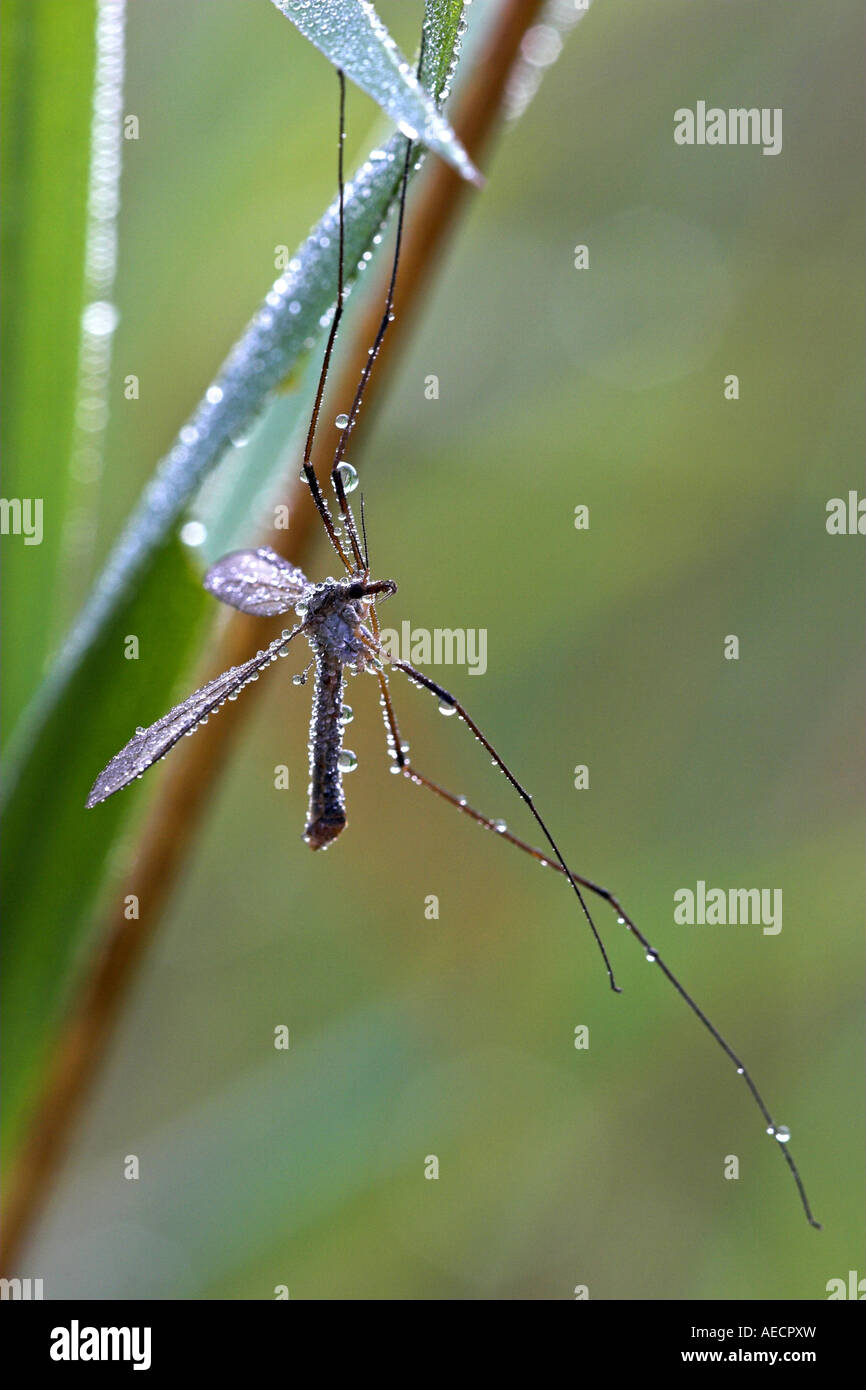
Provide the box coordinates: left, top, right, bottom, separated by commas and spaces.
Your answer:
270, 0, 481, 184
0, 0, 470, 1187
0, 0, 96, 737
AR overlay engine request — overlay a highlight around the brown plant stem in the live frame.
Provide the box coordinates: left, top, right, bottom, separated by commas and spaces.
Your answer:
0, 0, 546, 1274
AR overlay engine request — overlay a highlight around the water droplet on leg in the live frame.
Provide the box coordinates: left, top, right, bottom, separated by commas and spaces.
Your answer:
335, 461, 358, 493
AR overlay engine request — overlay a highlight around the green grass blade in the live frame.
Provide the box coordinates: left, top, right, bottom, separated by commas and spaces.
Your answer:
269, 0, 480, 184
0, 0, 96, 738
0, 539, 210, 1159
0, 0, 470, 1160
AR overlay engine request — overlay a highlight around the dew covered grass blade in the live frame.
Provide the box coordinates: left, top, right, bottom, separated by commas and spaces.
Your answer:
269, 0, 481, 185
0, 0, 471, 1162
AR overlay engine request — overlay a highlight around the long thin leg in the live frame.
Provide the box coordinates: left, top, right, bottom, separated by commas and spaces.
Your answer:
387, 671, 821, 1229
300, 69, 355, 575
302, 77, 417, 576
392, 660, 620, 992
329, 134, 415, 573
328, 34, 425, 570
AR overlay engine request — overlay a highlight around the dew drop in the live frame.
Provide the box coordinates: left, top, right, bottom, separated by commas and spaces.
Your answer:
335, 412, 349, 429
82, 300, 118, 337
180, 520, 207, 548
336, 461, 359, 493
338, 749, 358, 773
493, 819, 507, 834
438, 702, 456, 716
736, 1066, 744, 1075
230, 430, 250, 448
645, 950, 657, 962
340, 704, 353, 723
774, 1125, 791, 1143
616, 915, 626, 924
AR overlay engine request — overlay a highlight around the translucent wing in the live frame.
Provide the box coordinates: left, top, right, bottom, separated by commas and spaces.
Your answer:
86, 626, 303, 807
203, 547, 310, 616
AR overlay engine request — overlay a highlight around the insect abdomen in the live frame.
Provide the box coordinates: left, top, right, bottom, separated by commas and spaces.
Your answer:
304, 651, 347, 850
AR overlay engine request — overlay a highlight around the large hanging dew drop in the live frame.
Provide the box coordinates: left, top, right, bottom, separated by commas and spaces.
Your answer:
335, 461, 359, 493
340, 704, 354, 723
338, 749, 358, 773
438, 702, 456, 716
774, 1125, 791, 1143
335, 412, 350, 429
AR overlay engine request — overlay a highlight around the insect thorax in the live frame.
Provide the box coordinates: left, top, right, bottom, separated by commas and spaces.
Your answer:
302, 580, 371, 673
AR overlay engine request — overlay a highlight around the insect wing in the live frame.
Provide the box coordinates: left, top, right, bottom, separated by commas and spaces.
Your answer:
86, 627, 302, 806
203, 547, 309, 616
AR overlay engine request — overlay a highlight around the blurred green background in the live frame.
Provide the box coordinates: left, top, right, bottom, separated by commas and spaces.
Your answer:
3, 0, 863, 1298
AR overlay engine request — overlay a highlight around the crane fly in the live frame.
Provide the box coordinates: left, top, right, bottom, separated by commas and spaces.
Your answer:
86, 545, 396, 850
87, 57, 821, 1231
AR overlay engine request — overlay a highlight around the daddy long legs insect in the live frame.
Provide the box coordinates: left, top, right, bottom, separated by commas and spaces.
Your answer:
87, 67, 820, 1231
